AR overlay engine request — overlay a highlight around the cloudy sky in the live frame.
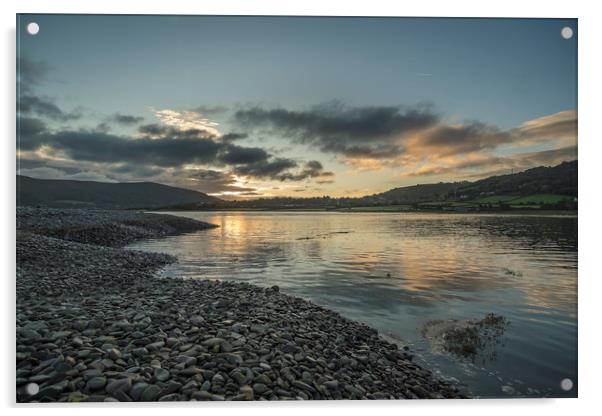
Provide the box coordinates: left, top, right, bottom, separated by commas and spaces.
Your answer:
17, 15, 577, 199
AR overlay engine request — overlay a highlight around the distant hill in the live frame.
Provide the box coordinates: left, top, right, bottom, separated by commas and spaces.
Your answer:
17, 175, 221, 209
364, 160, 577, 205
218, 160, 577, 210
362, 182, 466, 205
455, 160, 577, 199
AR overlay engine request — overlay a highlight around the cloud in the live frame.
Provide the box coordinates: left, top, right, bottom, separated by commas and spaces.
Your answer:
21, 129, 224, 167
404, 122, 512, 157
18, 166, 117, 183
190, 105, 229, 116
400, 145, 577, 179
185, 169, 258, 194
220, 133, 248, 142
18, 117, 47, 139
234, 103, 577, 178
17, 57, 81, 122
234, 101, 438, 158
217, 144, 270, 165
110, 113, 145, 125
275, 160, 335, 181
18, 95, 81, 122
17, 57, 49, 94
18, 113, 335, 190
153, 109, 221, 136
232, 158, 298, 180
514, 110, 577, 147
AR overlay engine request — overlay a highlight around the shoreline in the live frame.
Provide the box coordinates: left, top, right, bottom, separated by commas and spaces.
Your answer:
153, 207, 577, 216
16, 207, 465, 402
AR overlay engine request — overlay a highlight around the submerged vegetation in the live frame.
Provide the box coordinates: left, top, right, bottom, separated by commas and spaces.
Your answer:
421, 314, 510, 362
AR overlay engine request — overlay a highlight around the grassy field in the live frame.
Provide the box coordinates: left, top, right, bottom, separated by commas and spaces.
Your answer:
472, 194, 573, 205
473, 195, 521, 204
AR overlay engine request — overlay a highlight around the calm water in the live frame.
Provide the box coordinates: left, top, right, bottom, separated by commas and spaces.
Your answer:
128, 211, 577, 398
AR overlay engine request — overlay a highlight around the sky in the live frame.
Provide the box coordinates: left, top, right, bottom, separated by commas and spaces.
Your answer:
16, 15, 577, 199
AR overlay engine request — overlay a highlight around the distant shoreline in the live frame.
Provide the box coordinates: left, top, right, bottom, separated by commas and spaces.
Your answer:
153, 207, 577, 216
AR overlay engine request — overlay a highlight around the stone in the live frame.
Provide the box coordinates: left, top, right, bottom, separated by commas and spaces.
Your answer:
105, 378, 132, 396
129, 382, 149, 401
159, 393, 180, 401
240, 385, 254, 400
68, 392, 89, 402
324, 380, 339, 390
176, 355, 196, 367
86, 376, 107, 391
202, 337, 225, 347
154, 368, 170, 382
140, 384, 162, 401
253, 383, 269, 394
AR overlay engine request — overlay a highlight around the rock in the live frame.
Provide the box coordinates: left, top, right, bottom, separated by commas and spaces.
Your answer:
140, 384, 162, 401
105, 378, 132, 396
154, 368, 170, 382
254, 374, 271, 384
146, 341, 165, 351
292, 380, 315, 392
202, 337, 225, 347
132, 347, 148, 357
240, 385, 254, 400
160, 381, 183, 396
129, 382, 149, 401
324, 380, 339, 390
191, 390, 213, 401
190, 316, 205, 326
176, 355, 196, 367
281, 342, 299, 354
68, 392, 89, 402
19, 328, 41, 340
33, 384, 64, 400
159, 393, 180, 401
253, 383, 269, 394
108, 348, 122, 360
86, 376, 107, 391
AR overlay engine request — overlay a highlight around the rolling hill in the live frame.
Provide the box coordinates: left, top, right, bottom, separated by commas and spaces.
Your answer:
17, 175, 222, 209
364, 160, 577, 205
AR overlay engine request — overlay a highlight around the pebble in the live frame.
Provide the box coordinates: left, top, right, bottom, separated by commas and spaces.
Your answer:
86, 376, 107, 391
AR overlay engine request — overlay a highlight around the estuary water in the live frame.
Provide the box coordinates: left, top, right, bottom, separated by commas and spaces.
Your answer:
128, 211, 577, 398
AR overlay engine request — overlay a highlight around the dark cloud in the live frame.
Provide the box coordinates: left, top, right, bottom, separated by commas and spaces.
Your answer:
110, 113, 145, 125
232, 159, 335, 182
217, 144, 269, 165
220, 133, 248, 142
275, 160, 335, 181
137, 123, 212, 139
185, 169, 258, 194
18, 117, 47, 139
18, 116, 334, 185
17, 57, 49, 93
18, 95, 81, 121
17, 58, 81, 122
110, 164, 165, 178
234, 102, 438, 158
190, 105, 229, 116
188, 169, 228, 181
232, 158, 298, 180
413, 122, 512, 157
19, 127, 223, 167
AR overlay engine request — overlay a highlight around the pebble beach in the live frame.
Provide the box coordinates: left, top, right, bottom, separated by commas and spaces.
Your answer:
16, 207, 465, 402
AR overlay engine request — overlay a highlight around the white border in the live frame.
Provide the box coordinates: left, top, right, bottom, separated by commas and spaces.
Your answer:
3, 1, 601, 415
